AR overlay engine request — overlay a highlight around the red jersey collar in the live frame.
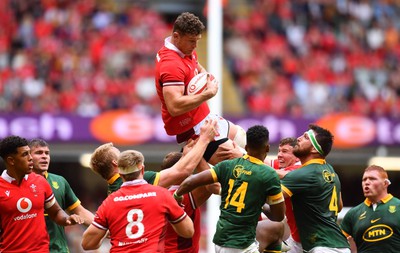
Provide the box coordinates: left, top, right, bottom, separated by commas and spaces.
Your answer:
121, 179, 148, 187
164, 36, 186, 58
1, 170, 29, 183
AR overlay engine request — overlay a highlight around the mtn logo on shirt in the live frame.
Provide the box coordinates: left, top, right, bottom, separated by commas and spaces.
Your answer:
363, 225, 393, 242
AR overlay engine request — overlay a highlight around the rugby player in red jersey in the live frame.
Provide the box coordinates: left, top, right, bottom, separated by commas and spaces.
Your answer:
268, 137, 303, 253
155, 12, 245, 165
0, 135, 83, 252
82, 150, 194, 252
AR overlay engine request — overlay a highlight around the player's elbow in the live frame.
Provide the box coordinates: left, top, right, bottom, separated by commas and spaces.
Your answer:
173, 217, 194, 238
180, 225, 195, 239
167, 107, 183, 117
81, 238, 99, 250
81, 226, 104, 250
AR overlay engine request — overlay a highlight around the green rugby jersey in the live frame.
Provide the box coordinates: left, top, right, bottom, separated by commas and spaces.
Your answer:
281, 159, 349, 251
341, 194, 400, 253
45, 172, 80, 253
107, 170, 159, 194
210, 154, 283, 249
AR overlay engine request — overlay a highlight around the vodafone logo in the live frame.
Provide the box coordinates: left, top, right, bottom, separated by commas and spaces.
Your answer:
90, 110, 155, 145
316, 113, 376, 148
17, 197, 32, 213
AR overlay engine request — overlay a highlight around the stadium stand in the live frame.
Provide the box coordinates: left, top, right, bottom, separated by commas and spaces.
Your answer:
1, 0, 399, 118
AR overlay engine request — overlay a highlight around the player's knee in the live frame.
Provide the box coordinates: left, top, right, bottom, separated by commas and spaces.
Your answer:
232, 124, 246, 149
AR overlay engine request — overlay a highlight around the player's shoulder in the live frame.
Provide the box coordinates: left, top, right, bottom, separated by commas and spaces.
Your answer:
157, 46, 182, 62
145, 183, 169, 193
46, 172, 67, 181
388, 195, 400, 205
344, 202, 367, 219
28, 172, 48, 183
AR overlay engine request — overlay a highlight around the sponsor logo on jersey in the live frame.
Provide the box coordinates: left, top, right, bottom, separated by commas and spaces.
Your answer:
233, 165, 252, 178
16, 197, 32, 213
118, 238, 148, 246
389, 205, 396, 213
371, 218, 381, 223
114, 192, 156, 202
14, 213, 38, 221
322, 170, 335, 183
359, 211, 366, 220
363, 224, 393, 242
52, 181, 59, 189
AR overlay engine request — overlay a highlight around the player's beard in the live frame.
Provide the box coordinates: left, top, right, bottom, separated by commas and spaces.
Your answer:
292, 145, 310, 159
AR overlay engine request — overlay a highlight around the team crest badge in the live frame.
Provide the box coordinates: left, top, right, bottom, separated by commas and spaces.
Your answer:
232, 165, 252, 178
389, 205, 396, 213
322, 170, 335, 183
233, 165, 244, 178
52, 181, 59, 189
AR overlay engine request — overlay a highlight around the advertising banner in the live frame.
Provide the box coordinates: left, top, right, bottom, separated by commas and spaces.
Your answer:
1, 111, 399, 148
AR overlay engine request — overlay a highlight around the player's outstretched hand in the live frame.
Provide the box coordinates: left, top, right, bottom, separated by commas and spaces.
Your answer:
66, 214, 84, 226
199, 119, 218, 142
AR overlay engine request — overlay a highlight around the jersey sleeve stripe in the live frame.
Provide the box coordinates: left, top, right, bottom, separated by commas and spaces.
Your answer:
210, 169, 218, 183
281, 184, 293, 197
153, 172, 160, 186
66, 200, 81, 212
170, 213, 187, 224
267, 192, 284, 205
163, 81, 184, 87
92, 221, 108, 231
45, 193, 55, 202
45, 196, 56, 209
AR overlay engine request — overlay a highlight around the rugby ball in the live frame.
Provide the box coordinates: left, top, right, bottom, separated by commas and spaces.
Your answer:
187, 72, 208, 95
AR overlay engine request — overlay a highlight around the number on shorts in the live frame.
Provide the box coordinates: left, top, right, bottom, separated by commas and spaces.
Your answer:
224, 179, 248, 213
126, 209, 144, 239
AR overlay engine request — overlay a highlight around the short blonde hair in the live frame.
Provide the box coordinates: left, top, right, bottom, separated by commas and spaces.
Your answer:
90, 143, 119, 180
118, 150, 144, 175
365, 165, 388, 179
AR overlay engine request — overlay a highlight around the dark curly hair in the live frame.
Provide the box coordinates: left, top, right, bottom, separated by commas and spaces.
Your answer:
0, 136, 28, 159
246, 125, 269, 150
173, 12, 205, 36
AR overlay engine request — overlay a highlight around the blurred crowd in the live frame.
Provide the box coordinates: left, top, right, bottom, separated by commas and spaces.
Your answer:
0, 0, 167, 116
224, 0, 400, 118
1, 0, 400, 118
